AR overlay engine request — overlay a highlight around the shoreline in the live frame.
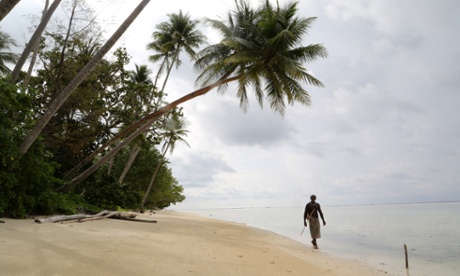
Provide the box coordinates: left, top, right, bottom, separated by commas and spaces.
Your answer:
0, 210, 388, 275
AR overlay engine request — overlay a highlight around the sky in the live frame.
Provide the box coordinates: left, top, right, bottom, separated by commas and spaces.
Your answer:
3, 0, 460, 209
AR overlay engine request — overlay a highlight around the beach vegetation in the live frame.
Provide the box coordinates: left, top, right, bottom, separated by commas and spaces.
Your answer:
1, 1, 185, 217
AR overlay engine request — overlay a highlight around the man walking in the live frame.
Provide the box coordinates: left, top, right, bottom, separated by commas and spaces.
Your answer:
303, 194, 326, 249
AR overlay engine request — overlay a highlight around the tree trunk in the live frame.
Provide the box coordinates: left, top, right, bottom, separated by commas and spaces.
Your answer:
53, 0, 77, 94
159, 49, 178, 93
140, 140, 170, 209
107, 156, 114, 176
118, 143, 141, 183
153, 57, 167, 88
0, 0, 21, 22
10, 0, 62, 83
57, 75, 239, 192
22, 0, 49, 89
19, 0, 151, 154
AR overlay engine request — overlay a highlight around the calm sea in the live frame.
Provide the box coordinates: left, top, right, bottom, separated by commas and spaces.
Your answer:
179, 202, 460, 276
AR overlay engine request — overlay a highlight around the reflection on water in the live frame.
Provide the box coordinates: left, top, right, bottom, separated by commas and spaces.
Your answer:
183, 202, 460, 276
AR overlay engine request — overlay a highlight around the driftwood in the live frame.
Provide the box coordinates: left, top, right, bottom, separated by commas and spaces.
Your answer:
61, 211, 120, 224
35, 210, 157, 224
35, 210, 112, 223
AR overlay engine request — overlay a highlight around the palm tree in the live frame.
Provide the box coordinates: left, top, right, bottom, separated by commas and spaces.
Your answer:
140, 109, 189, 210
119, 12, 205, 184
130, 64, 152, 84
0, 29, 18, 75
58, 0, 327, 192
19, 0, 151, 154
0, 0, 21, 22
147, 10, 206, 93
117, 64, 154, 184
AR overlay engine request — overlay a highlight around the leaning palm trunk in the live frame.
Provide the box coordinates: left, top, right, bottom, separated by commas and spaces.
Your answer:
57, 75, 239, 192
0, 0, 21, 21
159, 49, 179, 93
10, 0, 61, 83
140, 138, 170, 210
22, 0, 50, 89
118, 144, 141, 183
19, 0, 151, 154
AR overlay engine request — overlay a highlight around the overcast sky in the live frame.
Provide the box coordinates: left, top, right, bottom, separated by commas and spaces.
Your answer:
3, 0, 460, 209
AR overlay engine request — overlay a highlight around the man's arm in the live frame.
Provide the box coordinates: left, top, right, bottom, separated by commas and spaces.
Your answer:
303, 205, 308, 226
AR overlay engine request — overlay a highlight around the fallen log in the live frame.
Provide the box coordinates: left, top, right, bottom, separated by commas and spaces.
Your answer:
35, 210, 112, 223
62, 211, 120, 223
78, 211, 119, 222
34, 211, 156, 224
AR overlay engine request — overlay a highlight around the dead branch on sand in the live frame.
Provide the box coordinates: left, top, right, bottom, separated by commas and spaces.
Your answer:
35, 210, 157, 224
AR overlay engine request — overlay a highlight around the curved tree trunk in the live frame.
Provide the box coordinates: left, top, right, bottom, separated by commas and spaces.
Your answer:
19, 0, 151, 154
140, 139, 170, 209
0, 0, 21, 22
10, 0, 62, 83
57, 75, 239, 192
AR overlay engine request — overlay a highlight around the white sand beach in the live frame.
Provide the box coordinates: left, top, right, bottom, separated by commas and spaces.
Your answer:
0, 211, 387, 275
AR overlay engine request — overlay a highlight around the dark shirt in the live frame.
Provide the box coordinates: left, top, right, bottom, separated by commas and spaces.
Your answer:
304, 201, 325, 222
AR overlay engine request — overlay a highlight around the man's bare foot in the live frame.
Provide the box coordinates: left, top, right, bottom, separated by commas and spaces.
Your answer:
311, 240, 318, 249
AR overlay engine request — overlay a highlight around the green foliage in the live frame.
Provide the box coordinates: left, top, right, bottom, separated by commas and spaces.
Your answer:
27, 35, 132, 177
36, 191, 99, 215
80, 172, 143, 211
0, 28, 18, 75
77, 145, 185, 210
0, 79, 66, 217
144, 168, 185, 209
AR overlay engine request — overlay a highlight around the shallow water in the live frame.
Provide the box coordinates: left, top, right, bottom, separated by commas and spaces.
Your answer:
181, 202, 460, 276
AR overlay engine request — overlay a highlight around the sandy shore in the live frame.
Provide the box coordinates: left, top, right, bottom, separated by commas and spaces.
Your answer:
0, 211, 387, 275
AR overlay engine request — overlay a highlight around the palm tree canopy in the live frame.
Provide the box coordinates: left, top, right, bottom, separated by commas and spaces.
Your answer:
147, 10, 206, 80
130, 64, 153, 84
194, 0, 328, 115
152, 10, 206, 62
0, 29, 18, 75
161, 108, 190, 154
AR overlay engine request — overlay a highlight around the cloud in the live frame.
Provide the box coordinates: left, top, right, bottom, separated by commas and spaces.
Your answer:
193, 96, 292, 147
171, 151, 235, 188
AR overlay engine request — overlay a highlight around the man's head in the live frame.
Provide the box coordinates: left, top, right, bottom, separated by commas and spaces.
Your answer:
310, 194, 316, 202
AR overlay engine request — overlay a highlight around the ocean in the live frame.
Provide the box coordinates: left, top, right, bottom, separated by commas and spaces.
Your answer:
179, 202, 460, 276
